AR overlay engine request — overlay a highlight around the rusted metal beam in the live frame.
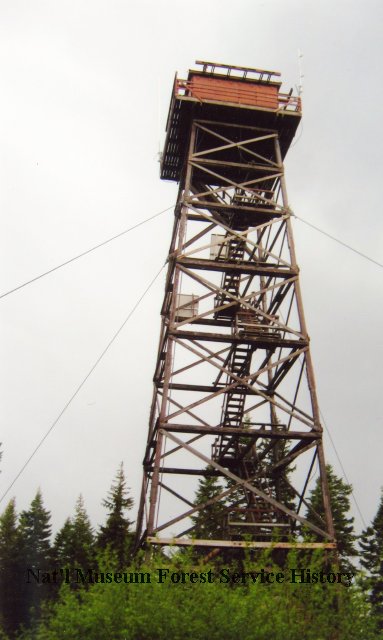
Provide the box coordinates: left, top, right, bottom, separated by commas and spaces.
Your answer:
160, 423, 319, 440
147, 537, 336, 550
178, 257, 297, 278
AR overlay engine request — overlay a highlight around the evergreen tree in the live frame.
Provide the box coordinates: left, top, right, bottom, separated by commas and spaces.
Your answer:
360, 489, 383, 627
70, 495, 95, 569
190, 421, 297, 545
19, 489, 52, 569
226, 417, 296, 541
18, 490, 52, 628
53, 496, 95, 571
191, 471, 227, 539
53, 518, 74, 568
254, 437, 296, 514
305, 465, 357, 569
238, 416, 296, 519
97, 463, 134, 567
0, 499, 24, 637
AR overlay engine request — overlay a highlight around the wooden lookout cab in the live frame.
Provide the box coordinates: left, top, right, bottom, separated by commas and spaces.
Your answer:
161, 60, 302, 182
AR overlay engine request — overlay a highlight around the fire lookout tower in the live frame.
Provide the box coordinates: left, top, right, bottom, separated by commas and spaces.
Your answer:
135, 61, 336, 553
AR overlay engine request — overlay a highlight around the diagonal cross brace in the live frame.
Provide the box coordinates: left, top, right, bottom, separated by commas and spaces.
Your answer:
161, 430, 332, 540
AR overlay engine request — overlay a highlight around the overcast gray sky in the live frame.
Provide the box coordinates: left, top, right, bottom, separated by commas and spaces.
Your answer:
1, 0, 382, 536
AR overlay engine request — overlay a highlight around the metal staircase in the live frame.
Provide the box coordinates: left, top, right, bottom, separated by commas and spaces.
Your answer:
214, 236, 246, 319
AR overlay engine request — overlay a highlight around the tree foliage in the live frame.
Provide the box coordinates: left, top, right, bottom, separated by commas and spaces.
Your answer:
54, 495, 95, 572
305, 465, 357, 569
360, 488, 383, 626
19, 489, 52, 570
191, 471, 227, 540
16, 551, 379, 640
53, 518, 75, 568
97, 463, 134, 567
254, 436, 296, 515
3, 462, 383, 638
13, 490, 53, 632
0, 499, 24, 637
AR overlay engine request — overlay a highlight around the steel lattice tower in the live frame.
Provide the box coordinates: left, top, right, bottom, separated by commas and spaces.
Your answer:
135, 61, 336, 553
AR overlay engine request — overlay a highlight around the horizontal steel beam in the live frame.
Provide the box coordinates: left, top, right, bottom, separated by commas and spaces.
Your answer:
156, 467, 221, 476
184, 199, 284, 215
157, 383, 258, 394
178, 257, 297, 278
169, 329, 308, 348
160, 423, 319, 440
